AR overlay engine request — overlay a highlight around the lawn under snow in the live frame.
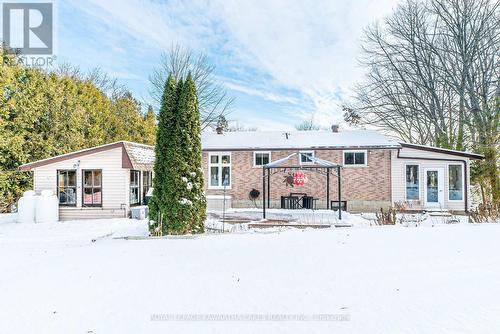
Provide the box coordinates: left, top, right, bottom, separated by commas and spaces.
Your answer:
1, 214, 500, 333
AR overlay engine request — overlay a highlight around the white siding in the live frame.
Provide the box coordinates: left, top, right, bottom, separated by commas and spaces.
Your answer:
33, 147, 128, 210
391, 147, 470, 211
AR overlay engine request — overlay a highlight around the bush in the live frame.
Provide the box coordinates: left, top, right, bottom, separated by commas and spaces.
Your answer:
469, 202, 500, 224
376, 207, 396, 225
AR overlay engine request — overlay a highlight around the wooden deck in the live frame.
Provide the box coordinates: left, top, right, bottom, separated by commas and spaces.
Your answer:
208, 212, 352, 230
248, 222, 332, 229
248, 219, 353, 229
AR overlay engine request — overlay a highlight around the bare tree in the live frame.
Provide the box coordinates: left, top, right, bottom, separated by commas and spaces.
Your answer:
149, 44, 234, 129
345, 0, 499, 202
54, 64, 126, 98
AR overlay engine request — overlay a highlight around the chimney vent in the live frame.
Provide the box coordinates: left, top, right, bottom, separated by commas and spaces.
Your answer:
331, 124, 339, 133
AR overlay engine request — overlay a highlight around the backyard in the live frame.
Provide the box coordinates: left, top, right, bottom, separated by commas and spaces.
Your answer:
1, 214, 499, 333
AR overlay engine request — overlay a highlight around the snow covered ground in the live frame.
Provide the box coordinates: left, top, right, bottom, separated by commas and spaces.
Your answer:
206, 208, 470, 232
1, 214, 500, 333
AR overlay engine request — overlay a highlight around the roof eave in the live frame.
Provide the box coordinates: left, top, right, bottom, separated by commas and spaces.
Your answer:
400, 143, 484, 160
18, 142, 135, 171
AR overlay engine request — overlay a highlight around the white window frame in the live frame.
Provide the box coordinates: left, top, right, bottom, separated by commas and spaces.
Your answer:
404, 163, 420, 201
343, 150, 368, 167
208, 152, 231, 189
253, 151, 271, 167
299, 150, 315, 165
447, 163, 464, 202
129, 170, 141, 206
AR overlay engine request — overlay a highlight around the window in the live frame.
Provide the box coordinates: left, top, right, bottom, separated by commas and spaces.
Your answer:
449, 164, 463, 201
343, 150, 367, 166
209, 153, 231, 188
405, 165, 419, 200
57, 170, 76, 205
83, 170, 102, 206
130, 170, 141, 205
299, 151, 314, 165
142, 171, 153, 204
254, 151, 271, 166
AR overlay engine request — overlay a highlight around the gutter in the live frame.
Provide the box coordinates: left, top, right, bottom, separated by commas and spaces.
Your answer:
397, 148, 470, 212
202, 145, 401, 152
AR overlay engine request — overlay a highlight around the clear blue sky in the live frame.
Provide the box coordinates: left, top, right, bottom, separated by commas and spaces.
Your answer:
56, 0, 399, 130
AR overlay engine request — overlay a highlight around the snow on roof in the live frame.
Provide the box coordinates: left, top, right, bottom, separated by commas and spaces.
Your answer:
122, 142, 155, 170
201, 130, 400, 150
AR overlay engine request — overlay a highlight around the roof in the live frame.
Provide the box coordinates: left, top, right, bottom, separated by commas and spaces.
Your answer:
201, 130, 401, 150
400, 143, 484, 160
18, 141, 155, 171
123, 142, 155, 170
18, 131, 483, 171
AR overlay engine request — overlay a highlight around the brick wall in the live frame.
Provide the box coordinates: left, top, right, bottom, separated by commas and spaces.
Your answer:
202, 149, 393, 212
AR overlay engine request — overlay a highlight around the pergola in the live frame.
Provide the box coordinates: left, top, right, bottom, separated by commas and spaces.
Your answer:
262, 153, 343, 220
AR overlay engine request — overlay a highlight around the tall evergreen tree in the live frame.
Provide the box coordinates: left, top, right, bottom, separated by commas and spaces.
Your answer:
148, 75, 176, 225
149, 73, 205, 234
181, 74, 206, 233
161, 79, 186, 233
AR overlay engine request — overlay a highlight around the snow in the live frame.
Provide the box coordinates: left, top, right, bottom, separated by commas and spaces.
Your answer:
201, 130, 400, 150
1, 214, 500, 333
123, 141, 155, 168
206, 208, 473, 232
225, 208, 362, 222
205, 218, 250, 233
0, 215, 149, 246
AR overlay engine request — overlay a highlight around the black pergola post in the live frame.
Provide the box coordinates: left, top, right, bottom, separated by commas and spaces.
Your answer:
326, 167, 330, 210
338, 166, 342, 220
262, 167, 266, 219
267, 169, 270, 209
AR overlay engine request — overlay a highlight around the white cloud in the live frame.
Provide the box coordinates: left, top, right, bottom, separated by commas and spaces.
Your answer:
67, 0, 400, 125
223, 80, 301, 105
231, 113, 296, 131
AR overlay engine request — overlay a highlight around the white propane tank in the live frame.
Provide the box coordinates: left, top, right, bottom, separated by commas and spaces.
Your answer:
35, 189, 59, 223
17, 190, 37, 223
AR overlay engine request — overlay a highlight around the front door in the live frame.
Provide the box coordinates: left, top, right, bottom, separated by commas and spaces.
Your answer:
424, 168, 444, 208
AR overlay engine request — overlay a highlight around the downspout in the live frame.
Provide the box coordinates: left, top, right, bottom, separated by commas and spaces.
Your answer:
397, 148, 469, 212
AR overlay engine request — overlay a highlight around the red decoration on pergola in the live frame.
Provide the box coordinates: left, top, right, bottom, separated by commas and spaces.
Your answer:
293, 171, 307, 186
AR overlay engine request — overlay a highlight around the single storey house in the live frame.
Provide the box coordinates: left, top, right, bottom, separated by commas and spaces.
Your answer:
19, 129, 483, 220
19, 141, 154, 220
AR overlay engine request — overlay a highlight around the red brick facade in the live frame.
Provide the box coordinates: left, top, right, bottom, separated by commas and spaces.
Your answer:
203, 148, 393, 211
